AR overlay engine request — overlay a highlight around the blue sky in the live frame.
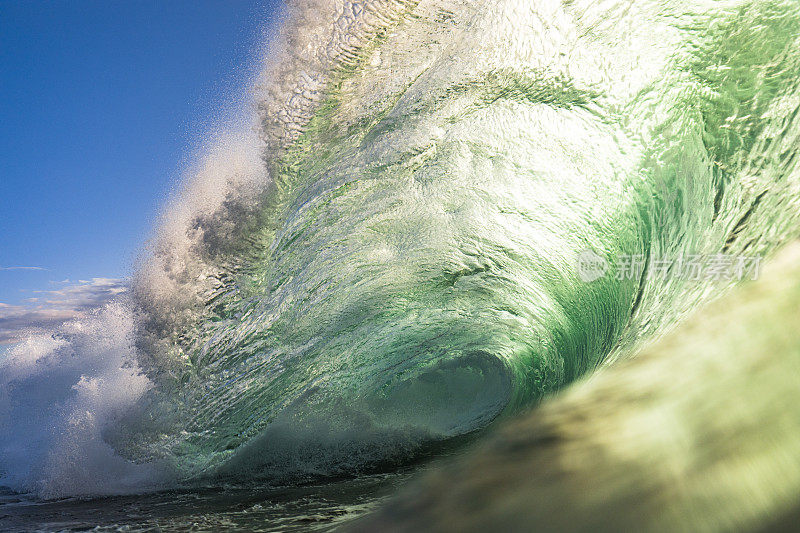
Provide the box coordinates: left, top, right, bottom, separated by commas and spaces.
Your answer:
0, 0, 278, 337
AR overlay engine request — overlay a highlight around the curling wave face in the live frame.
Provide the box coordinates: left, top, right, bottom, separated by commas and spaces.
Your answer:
2, 0, 800, 496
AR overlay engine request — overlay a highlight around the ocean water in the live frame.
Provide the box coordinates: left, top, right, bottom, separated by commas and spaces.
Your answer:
0, 474, 409, 531
1, 0, 799, 530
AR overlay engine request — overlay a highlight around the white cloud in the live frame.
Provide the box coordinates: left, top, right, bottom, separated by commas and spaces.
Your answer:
0, 266, 48, 271
0, 278, 128, 344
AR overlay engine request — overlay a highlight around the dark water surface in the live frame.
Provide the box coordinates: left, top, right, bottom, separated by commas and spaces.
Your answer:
0, 473, 410, 532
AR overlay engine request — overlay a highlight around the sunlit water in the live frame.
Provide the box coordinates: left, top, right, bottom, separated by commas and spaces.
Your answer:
1, 0, 799, 530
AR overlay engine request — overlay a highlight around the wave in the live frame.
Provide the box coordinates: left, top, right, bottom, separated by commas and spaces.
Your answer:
2, 0, 799, 498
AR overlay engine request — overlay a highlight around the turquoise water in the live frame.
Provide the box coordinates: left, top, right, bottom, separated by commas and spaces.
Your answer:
1, 0, 799, 528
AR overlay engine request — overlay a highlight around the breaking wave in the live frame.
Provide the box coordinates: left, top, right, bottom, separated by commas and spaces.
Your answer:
2, 0, 799, 498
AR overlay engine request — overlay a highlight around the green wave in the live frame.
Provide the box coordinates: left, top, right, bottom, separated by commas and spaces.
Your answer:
125, 0, 800, 483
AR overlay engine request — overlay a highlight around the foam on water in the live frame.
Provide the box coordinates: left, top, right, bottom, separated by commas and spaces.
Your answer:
0, 302, 166, 497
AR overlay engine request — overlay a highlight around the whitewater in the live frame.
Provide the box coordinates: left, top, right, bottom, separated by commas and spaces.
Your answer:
1, 0, 799, 519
